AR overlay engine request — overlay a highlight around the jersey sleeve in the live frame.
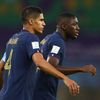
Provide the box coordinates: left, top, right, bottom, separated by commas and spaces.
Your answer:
1, 52, 6, 62
26, 34, 41, 58
48, 39, 64, 60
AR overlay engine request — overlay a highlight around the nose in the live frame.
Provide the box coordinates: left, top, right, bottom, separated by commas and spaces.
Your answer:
77, 25, 80, 30
43, 21, 46, 26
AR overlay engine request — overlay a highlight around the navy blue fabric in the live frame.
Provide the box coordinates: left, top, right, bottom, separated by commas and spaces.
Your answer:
0, 30, 40, 100
34, 32, 65, 100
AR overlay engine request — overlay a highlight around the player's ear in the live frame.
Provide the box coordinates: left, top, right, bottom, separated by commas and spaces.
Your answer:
29, 18, 34, 25
61, 24, 67, 30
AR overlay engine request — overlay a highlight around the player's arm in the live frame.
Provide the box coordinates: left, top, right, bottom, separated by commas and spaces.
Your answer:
32, 52, 67, 79
47, 56, 96, 76
0, 52, 6, 71
0, 52, 6, 90
0, 60, 4, 90
32, 52, 80, 96
0, 60, 5, 71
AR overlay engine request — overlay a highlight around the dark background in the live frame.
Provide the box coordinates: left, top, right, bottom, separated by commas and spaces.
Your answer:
0, 0, 100, 100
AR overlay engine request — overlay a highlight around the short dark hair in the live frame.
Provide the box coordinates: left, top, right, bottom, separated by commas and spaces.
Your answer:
57, 12, 76, 25
21, 6, 43, 24
59, 12, 75, 18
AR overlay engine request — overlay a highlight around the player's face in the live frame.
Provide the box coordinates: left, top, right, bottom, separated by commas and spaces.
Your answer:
32, 13, 46, 34
65, 17, 80, 39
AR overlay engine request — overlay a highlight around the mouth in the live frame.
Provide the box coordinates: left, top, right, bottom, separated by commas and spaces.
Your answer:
76, 33, 79, 36
75, 30, 79, 36
74, 32, 79, 38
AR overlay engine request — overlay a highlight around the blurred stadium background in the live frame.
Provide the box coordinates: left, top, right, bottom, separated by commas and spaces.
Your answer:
0, 0, 100, 100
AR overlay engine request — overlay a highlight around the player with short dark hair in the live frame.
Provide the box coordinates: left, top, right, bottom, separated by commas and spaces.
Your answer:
0, 7, 80, 100
33, 12, 96, 100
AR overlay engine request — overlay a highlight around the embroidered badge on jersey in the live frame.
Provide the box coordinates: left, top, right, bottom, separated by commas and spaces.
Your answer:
32, 42, 39, 49
51, 45, 60, 54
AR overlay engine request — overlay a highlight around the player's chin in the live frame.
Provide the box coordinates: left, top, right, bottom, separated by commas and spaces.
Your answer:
74, 35, 78, 39
40, 30, 43, 34
72, 35, 78, 40
40, 28, 44, 33
37, 30, 44, 35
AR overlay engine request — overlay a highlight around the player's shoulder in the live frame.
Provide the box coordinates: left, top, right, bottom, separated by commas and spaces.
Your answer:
51, 32, 62, 40
20, 30, 39, 41
40, 34, 52, 45
50, 32, 64, 44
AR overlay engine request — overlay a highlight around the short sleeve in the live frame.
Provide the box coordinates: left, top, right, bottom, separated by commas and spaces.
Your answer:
48, 38, 64, 60
26, 34, 41, 58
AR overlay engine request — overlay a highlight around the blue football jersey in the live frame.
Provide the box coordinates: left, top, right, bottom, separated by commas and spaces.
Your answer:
34, 32, 65, 100
0, 30, 40, 100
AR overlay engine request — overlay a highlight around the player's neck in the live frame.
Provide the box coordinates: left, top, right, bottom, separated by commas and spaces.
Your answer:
56, 28, 67, 41
23, 24, 35, 34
